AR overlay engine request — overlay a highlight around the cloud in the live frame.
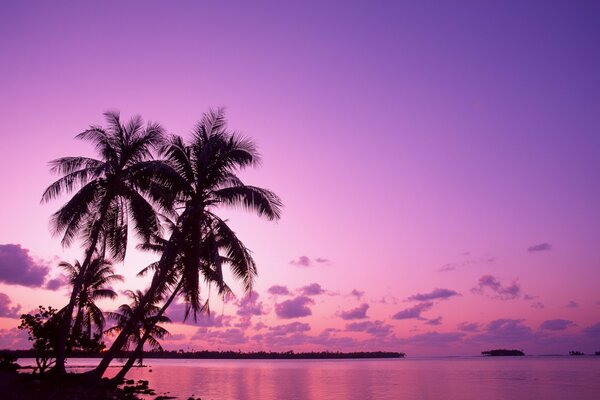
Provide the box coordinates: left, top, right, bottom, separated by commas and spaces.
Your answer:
339, 303, 369, 320
0, 328, 30, 349
0, 244, 50, 287
470, 319, 535, 345
539, 319, 575, 331
268, 322, 311, 336
275, 296, 314, 319
531, 301, 545, 309
236, 291, 268, 317
165, 300, 232, 326
425, 316, 443, 326
290, 256, 312, 267
527, 243, 552, 252
191, 328, 247, 345
582, 322, 600, 338
0, 292, 21, 318
290, 256, 330, 267
45, 274, 68, 291
392, 302, 433, 320
267, 285, 290, 296
566, 300, 578, 308
437, 264, 457, 272
350, 289, 364, 300
457, 322, 480, 332
408, 288, 459, 302
471, 275, 521, 300
299, 283, 325, 296
400, 331, 465, 346
345, 320, 393, 337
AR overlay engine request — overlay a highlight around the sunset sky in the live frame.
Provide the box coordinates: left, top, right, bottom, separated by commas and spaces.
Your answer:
1, 1, 599, 356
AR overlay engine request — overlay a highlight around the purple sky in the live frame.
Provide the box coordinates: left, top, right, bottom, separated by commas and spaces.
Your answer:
1, 1, 599, 355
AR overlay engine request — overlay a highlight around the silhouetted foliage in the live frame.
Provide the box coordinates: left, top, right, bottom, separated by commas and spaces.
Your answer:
569, 350, 585, 356
18, 306, 61, 374
0, 351, 20, 371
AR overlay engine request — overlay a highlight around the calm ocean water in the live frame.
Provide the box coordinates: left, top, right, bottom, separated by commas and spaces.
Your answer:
18, 356, 600, 399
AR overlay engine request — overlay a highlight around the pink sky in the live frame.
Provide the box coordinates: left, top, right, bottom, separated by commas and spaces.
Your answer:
1, 1, 599, 356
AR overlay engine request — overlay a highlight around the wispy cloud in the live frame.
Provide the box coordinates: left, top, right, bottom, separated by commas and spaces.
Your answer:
457, 322, 480, 332
0, 292, 21, 318
338, 303, 369, 320
471, 275, 521, 300
299, 283, 325, 296
267, 285, 290, 296
345, 320, 393, 337
527, 243, 552, 252
290, 256, 331, 268
392, 302, 433, 320
539, 319, 575, 331
566, 300, 578, 308
408, 288, 459, 302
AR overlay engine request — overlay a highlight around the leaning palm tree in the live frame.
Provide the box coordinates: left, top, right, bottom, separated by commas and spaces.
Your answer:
89, 109, 282, 380
112, 214, 256, 380
41, 111, 169, 373
105, 290, 170, 377
59, 258, 123, 346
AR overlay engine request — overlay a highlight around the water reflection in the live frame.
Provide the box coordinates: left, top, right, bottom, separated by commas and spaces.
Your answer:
20, 357, 600, 400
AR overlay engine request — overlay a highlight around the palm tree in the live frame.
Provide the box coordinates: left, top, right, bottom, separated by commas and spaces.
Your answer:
41, 111, 168, 373
105, 290, 170, 379
90, 109, 282, 379
59, 258, 123, 347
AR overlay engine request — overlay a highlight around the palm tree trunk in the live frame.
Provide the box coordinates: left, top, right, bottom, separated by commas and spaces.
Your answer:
85, 231, 181, 381
113, 280, 183, 383
54, 198, 111, 374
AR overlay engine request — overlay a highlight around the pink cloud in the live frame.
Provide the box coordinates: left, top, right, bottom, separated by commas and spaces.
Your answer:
289, 256, 311, 267
267, 285, 290, 296
289, 256, 330, 268
539, 319, 575, 331
0, 244, 49, 287
236, 291, 268, 317
471, 275, 521, 300
339, 303, 369, 320
0, 292, 21, 318
392, 302, 433, 320
275, 296, 314, 319
268, 322, 311, 336
0, 328, 30, 349
345, 320, 393, 337
407, 288, 459, 302
299, 283, 325, 296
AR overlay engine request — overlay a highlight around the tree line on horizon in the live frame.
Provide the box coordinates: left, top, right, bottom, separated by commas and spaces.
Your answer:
17, 109, 283, 383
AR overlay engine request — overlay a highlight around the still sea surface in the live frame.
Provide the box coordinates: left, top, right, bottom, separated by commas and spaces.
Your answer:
19, 356, 600, 400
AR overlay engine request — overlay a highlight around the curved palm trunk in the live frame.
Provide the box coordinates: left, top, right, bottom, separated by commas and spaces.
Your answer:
54, 211, 110, 374
85, 231, 181, 381
113, 280, 183, 383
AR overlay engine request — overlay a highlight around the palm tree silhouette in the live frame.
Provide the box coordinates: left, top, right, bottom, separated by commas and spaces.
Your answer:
42, 111, 168, 373
90, 109, 282, 379
105, 290, 170, 376
59, 258, 123, 347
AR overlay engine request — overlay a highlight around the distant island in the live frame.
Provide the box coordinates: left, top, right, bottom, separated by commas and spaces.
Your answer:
569, 351, 585, 356
4, 349, 405, 360
481, 349, 525, 356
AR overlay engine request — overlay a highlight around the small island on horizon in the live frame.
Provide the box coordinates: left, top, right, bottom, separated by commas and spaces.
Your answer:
481, 349, 525, 356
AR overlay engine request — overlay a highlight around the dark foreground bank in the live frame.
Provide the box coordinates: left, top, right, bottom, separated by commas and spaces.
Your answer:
0, 370, 189, 400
